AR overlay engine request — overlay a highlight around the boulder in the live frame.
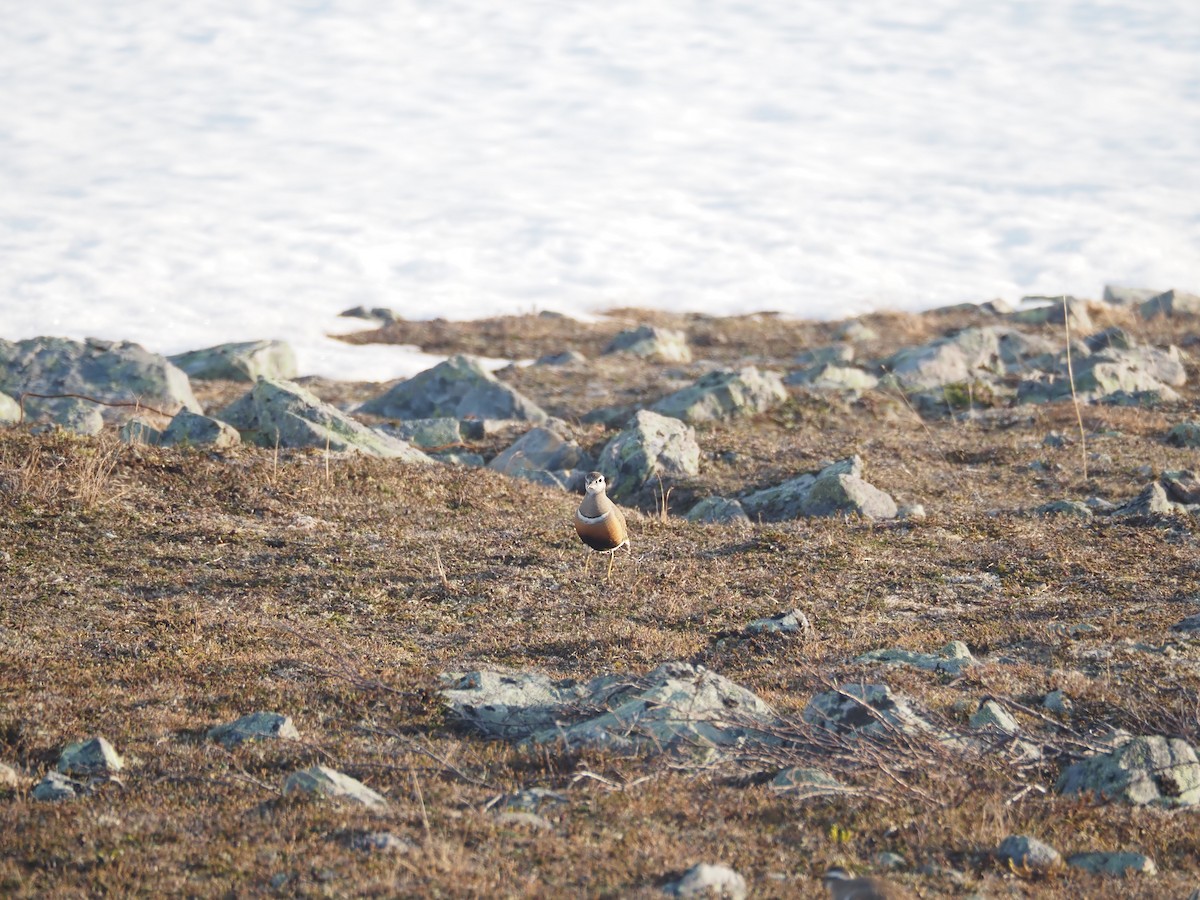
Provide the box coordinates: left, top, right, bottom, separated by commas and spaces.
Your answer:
662, 863, 747, 899
881, 327, 1003, 390
1165, 422, 1200, 448
26, 397, 105, 435
1138, 289, 1200, 319
159, 409, 241, 449
785, 364, 879, 393
740, 456, 897, 521
219, 377, 430, 461
803, 683, 966, 751
854, 640, 975, 676
1084, 327, 1136, 352
0, 391, 19, 425
359, 354, 547, 422
1066, 852, 1156, 876
1115, 482, 1185, 517
1103, 285, 1161, 305
0, 337, 200, 423
442, 662, 782, 756
1056, 735, 1200, 806
602, 326, 691, 363
119, 417, 162, 445
745, 609, 809, 635
534, 350, 586, 367
650, 367, 786, 423
283, 765, 387, 809
207, 712, 300, 749
489, 427, 591, 477
1018, 347, 1185, 405
383, 417, 463, 449
32, 771, 85, 802
685, 496, 750, 526
793, 344, 854, 368
996, 835, 1063, 873
1162, 470, 1200, 504
169, 340, 297, 382
969, 700, 1019, 734
771, 766, 846, 795
595, 410, 701, 504
338, 305, 402, 324
58, 737, 123, 776
1009, 296, 1093, 332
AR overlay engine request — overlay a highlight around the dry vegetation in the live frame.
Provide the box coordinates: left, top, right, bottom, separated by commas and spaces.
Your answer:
2, 305, 1200, 897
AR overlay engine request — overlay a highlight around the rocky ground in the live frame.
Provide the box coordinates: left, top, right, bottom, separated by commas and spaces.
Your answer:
2, 290, 1200, 897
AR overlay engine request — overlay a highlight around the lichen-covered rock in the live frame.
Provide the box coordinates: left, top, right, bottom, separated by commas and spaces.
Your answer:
596, 410, 700, 504
283, 765, 387, 809
169, 340, 297, 382
26, 397, 105, 435
785, 363, 879, 393
440, 670, 594, 740
1067, 852, 1156, 876
1035, 499, 1093, 519
219, 377, 430, 461
1104, 285, 1160, 306
602, 326, 691, 363
1138, 288, 1200, 319
382, 417, 463, 449
1165, 421, 1200, 448
803, 683, 969, 753
0, 337, 200, 422
159, 409, 241, 449
881, 327, 1003, 390
1008, 296, 1093, 332
1115, 482, 1184, 516
771, 766, 846, 795
996, 835, 1063, 873
745, 609, 808, 635
534, 350, 586, 367
1018, 347, 1185, 405
359, 354, 547, 422
57, 736, 123, 776
1056, 735, 1200, 806
119, 417, 162, 445
33, 771, 85, 802
740, 456, 897, 521
662, 863, 747, 899
855, 641, 975, 676
207, 712, 300, 749
650, 367, 786, 423
685, 496, 750, 526
489, 427, 591, 477
969, 700, 1019, 734
793, 344, 855, 368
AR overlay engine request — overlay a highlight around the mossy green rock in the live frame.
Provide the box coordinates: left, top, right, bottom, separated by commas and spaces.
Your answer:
1056, 735, 1200, 806
160, 409, 241, 449
596, 410, 700, 503
220, 377, 430, 461
741, 455, 897, 521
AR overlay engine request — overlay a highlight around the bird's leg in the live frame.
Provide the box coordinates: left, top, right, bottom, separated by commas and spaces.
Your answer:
584, 551, 592, 575
606, 549, 616, 582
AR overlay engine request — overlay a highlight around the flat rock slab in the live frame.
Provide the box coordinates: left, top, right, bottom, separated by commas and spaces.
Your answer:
803, 683, 968, 752
169, 340, 297, 382
741, 455, 897, 521
662, 863, 747, 899
603, 326, 691, 363
1066, 852, 1157, 876
649, 367, 786, 423
0, 336, 201, 423
1056, 734, 1200, 806
160, 409, 241, 449
969, 700, 1019, 734
359, 354, 547, 422
442, 662, 781, 756
208, 712, 300, 749
33, 771, 86, 802
1139, 288, 1200, 318
771, 766, 846, 795
596, 410, 701, 504
854, 640, 975, 676
881, 327, 1003, 390
283, 765, 387, 809
220, 377, 430, 460
489, 427, 591, 477
58, 737, 123, 776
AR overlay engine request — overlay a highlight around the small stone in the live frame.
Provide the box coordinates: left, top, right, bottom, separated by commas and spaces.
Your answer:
347, 831, 416, 854
207, 712, 300, 749
494, 811, 553, 831
1165, 422, 1200, 449
663, 863, 747, 899
685, 496, 751, 525
494, 787, 568, 812
996, 834, 1063, 873
603, 326, 691, 363
745, 609, 808, 635
58, 737, 123, 776
33, 771, 85, 802
534, 350, 586, 366
119, 417, 162, 445
969, 700, 1019, 735
854, 640, 975, 676
1034, 500, 1092, 519
897, 503, 926, 521
160, 409, 242, 449
874, 852, 907, 871
770, 767, 844, 794
283, 765, 388, 809
1171, 614, 1200, 636
0, 762, 20, 793
1066, 852, 1156, 876
1043, 690, 1072, 713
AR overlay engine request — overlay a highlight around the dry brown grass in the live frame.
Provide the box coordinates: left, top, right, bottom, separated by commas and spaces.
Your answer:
2, 305, 1200, 897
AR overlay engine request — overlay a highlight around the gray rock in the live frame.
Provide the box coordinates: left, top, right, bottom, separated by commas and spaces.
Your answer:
1171, 613, 1200, 636
493, 787, 568, 813
836, 320, 879, 342
26, 396, 105, 435
803, 683, 946, 743
1115, 482, 1183, 516
359, 354, 547, 423
793, 344, 854, 368
379, 417, 462, 449
874, 852, 908, 871
897, 503, 926, 520
1043, 690, 1073, 713
207, 712, 300, 749
663, 863, 747, 899
1018, 346, 1186, 405
996, 834, 1063, 872
785, 363, 879, 393
506, 467, 586, 491
159, 409, 241, 449
771, 766, 845, 795
1162, 470, 1200, 504
741, 456, 897, 521
595, 410, 701, 504
33, 771, 85, 802
534, 350, 586, 366
1066, 852, 1157, 876
219, 377, 430, 460
347, 831, 417, 854
1009, 296, 1093, 332
881, 327, 1003, 390
0, 762, 21, 792
1165, 421, 1200, 448
1104, 285, 1161, 305
338, 305, 402, 324
434, 449, 486, 467
1035, 500, 1093, 519
603, 326, 691, 363
169, 340, 297, 382
745, 609, 808, 635
0, 391, 19, 424
442, 662, 781, 756
1084, 327, 1136, 352
1056, 735, 1200, 806
854, 641, 975, 676
495, 811, 553, 831
685, 496, 750, 526
969, 700, 1019, 734
283, 765, 387, 809
119, 417, 162, 445
489, 427, 591, 477
1139, 288, 1200, 319
0, 337, 201, 423
650, 367, 787, 423
58, 737, 123, 776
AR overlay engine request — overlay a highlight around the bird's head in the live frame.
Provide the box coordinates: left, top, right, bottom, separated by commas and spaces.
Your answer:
584, 472, 608, 495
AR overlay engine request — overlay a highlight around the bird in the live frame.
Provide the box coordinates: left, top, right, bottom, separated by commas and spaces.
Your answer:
574, 471, 629, 581
822, 867, 915, 900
